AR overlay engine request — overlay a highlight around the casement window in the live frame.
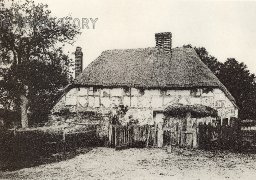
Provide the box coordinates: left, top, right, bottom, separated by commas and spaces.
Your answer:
88, 87, 94, 95
93, 87, 100, 96
124, 87, 130, 95
160, 89, 166, 96
102, 89, 110, 97
131, 88, 140, 96
202, 97, 214, 107
215, 100, 225, 108
202, 87, 213, 94
139, 88, 145, 96
230, 109, 235, 115
190, 88, 202, 97
166, 90, 176, 96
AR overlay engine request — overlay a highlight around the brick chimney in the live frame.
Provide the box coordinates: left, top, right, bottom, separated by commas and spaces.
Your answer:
75, 47, 83, 78
155, 32, 172, 55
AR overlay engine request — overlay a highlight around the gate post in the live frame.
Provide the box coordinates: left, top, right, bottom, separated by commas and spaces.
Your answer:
157, 122, 163, 147
108, 124, 112, 146
115, 126, 117, 147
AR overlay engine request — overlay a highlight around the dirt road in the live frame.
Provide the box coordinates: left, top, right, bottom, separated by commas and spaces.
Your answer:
1, 147, 256, 180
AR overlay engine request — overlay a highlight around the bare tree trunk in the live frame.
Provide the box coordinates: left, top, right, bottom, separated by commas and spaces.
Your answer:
20, 94, 29, 128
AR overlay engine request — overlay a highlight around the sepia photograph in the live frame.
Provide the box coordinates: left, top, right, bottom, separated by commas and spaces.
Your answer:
0, 0, 256, 179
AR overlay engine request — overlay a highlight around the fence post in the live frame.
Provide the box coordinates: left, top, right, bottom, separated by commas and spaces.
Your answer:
125, 125, 127, 146
63, 127, 67, 155
108, 124, 112, 146
153, 122, 157, 147
13, 126, 17, 137
157, 122, 163, 148
114, 125, 117, 147
146, 125, 150, 147
122, 126, 125, 144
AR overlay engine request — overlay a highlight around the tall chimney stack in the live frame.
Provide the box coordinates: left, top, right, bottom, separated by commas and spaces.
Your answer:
155, 32, 172, 55
75, 47, 83, 78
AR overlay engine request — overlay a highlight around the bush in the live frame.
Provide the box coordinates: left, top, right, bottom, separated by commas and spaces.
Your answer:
0, 109, 20, 128
0, 126, 101, 171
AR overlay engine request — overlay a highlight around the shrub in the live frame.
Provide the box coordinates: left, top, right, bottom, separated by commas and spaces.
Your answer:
0, 126, 101, 171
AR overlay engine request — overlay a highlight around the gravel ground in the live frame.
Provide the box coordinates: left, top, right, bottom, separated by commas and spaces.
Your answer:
1, 147, 256, 180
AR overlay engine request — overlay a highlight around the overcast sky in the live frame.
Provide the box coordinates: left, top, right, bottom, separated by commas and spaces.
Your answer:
34, 0, 256, 74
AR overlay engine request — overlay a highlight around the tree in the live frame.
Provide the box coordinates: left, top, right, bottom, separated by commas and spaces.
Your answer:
0, 0, 79, 128
218, 58, 256, 119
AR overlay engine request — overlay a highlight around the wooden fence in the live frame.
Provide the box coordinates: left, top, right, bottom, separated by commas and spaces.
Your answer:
197, 123, 240, 150
240, 120, 256, 150
108, 124, 159, 149
195, 119, 256, 151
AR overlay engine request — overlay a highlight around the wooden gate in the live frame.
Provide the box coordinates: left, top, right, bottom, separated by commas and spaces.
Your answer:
162, 116, 199, 148
108, 124, 157, 149
109, 125, 130, 149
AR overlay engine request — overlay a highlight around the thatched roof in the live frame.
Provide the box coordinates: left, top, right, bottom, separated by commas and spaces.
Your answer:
164, 103, 218, 117
75, 47, 235, 103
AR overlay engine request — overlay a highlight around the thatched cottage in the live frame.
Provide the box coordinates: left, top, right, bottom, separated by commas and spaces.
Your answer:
51, 32, 238, 148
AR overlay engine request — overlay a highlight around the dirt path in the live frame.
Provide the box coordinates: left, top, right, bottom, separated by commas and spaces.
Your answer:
1, 147, 256, 180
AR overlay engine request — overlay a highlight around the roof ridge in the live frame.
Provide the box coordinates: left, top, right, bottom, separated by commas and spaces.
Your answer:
101, 46, 189, 53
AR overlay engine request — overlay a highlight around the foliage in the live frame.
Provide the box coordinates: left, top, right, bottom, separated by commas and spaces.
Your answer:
164, 103, 218, 118
0, 0, 80, 126
218, 58, 256, 119
0, 128, 98, 171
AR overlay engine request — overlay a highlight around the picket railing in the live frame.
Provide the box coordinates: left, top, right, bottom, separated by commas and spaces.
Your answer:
108, 124, 157, 149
